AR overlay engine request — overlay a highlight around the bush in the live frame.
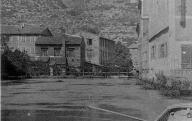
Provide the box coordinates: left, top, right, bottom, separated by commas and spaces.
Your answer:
161, 89, 180, 97
1, 49, 32, 79
136, 78, 156, 90
30, 61, 50, 76
135, 79, 144, 85
155, 72, 167, 87
170, 79, 182, 90
137, 73, 192, 98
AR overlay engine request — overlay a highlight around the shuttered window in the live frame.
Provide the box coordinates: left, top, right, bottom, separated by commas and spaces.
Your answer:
181, 45, 192, 69
159, 43, 168, 58
54, 48, 61, 56
41, 48, 48, 56
151, 45, 156, 59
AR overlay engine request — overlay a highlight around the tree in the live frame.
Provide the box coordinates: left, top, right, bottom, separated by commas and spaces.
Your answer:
105, 41, 133, 72
1, 48, 32, 79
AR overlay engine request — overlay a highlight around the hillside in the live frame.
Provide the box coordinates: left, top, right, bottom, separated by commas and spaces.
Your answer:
1, 0, 139, 45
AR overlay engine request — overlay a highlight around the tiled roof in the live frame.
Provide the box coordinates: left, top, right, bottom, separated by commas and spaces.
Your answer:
36, 34, 83, 45
65, 34, 83, 45
100, 37, 114, 42
36, 36, 63, 45
0, 25, 20, 34
149, 27, 169, 42
1, 25, 52, 36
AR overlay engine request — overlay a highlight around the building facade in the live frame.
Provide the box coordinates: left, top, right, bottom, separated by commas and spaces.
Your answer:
35, 35, 66, 76
78, 31, 100, 66
78, 31, 115, 66
1, 25, 52, 57
99, 37, 115, 66
36, 33, 85, 74
138, 0, 192, 79
65, 34, 85, 71
137, 0, 150, 78
77, 31, 115, 73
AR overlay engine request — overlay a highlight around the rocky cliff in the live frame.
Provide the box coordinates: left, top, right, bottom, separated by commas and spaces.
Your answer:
1, 0, 139, 45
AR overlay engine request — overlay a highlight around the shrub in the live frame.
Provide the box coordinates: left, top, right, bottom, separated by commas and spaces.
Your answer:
155, 72, 167, 87
180, 80, 191, 90
135, 79, 144, 85
1, 49, 32, 79
136, 78, 156, 90
137, 73, 192, 98
30, 61, 49, 76
161, 89, 180, 97
170, 79, 182, 90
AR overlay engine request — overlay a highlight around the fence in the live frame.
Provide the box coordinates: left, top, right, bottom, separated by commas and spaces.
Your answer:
31, 72, 136, 79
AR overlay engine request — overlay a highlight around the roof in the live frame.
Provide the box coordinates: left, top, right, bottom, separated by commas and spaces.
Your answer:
149, 26, 169, 42
1, 25, 52, 36
65, 34, 83, 45
36, 36, 63, 45
36, 33, 83, 45
99, 37, 115, 43
128, 43, 138, 49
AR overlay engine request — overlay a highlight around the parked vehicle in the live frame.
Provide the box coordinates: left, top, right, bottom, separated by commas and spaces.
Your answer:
154, 103, 192, 121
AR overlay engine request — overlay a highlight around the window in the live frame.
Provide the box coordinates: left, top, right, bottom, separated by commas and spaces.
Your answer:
21, 36, 25, 43
31, 47, 35, 54
66, 47, 75, 57
54, 48, 61, 56
26, 47, 30, 53
159, 43, 168, 58
87, 39, 92, 45
181, 45, 192, 69
30, 37, 34, 44
151, 45, 156, 59
143, 19, 149, 37
41, 48, 48, 56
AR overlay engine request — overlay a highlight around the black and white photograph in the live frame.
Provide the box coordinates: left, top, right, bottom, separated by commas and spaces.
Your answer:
1, 0, 192, 121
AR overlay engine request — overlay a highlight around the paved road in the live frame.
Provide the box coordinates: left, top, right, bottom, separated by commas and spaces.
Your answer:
1, 78, 191, 121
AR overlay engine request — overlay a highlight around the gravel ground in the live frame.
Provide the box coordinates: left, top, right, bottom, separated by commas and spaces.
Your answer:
1, 78, 191, 121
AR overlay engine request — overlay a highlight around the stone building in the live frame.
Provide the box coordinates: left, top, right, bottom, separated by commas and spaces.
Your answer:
35, 35, 66, 76
78, 31, 100, 66
78, 31, 115, 72
36, 33, 85, 74
65, 34, 85, 72
138, 0, 192, 79
1, 25, 52, 57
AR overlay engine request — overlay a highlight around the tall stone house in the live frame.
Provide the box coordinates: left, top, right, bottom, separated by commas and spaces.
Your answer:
36, 33, 85, 74
78, 31, 115, 72
78, 31, 101, 66
1, 25, 52, 57
138, 0, 192, 80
